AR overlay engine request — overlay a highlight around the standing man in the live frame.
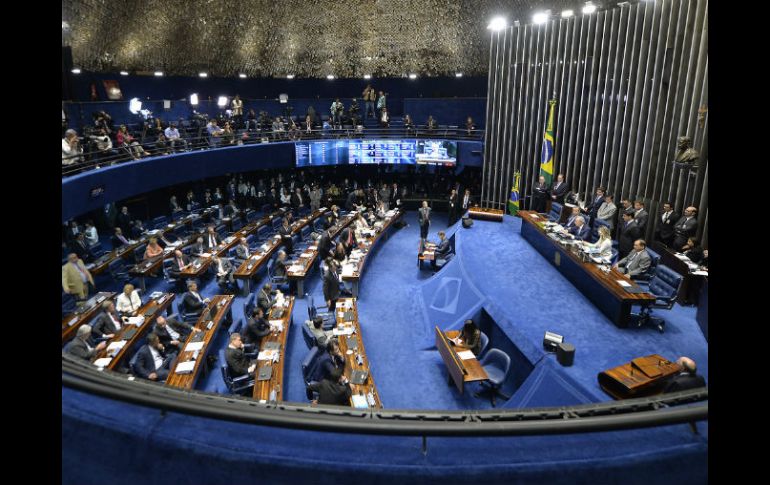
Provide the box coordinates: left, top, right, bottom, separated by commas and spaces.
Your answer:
655, 202, 680, 248
62, 253, 94, 300
596, 194, 617, 231
379, 184, 391, 212
633, 201, 649, 233
672, 206, 698, 250
231, 95, 243, 128
376, 91, 387, 119
617, 212, 641, 259
586, 187, 606, 224
362, 84, 376, 120
550, 174, 569, 204
418, 201, 431, 243
532, 175, 549, 213
309, 185, 322, 213
461, 189, 473, 213
447, 189, 459, 226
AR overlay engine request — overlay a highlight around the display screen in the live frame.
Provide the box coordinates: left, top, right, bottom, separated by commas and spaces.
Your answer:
295, 139, 457, 166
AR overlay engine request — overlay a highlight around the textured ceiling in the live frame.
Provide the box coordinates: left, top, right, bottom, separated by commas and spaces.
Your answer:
62, 0, 618, 78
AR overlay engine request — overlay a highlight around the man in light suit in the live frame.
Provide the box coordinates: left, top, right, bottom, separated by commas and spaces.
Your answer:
550, 174, 569, 204
212, 255, 235, 290
615, 239, 651, 278
235, 238, 251, 264
418, 201, 431, 243
568, 216, 591, 241
309, 185, 322, 213
596, 194, 617, 231
62, 253, 94, 300
654, 202, 680, 248
672, 206, 698, 250
633, 201, 649, 233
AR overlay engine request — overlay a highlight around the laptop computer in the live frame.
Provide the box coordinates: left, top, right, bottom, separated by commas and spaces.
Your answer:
144, 306, 158, 317
350, 368, 369, 385
257, 365, 273, 381
121, 328, 137, 340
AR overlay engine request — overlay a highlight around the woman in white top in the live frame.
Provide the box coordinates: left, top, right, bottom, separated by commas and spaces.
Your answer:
116, 283, 142, 315
586, 226, 613, 259
84, 221, 99, 246
354, 213, 370, 232
280, 188, 291, 206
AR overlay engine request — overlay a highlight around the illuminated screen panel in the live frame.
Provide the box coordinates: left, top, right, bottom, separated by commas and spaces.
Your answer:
349, 139, 416, 165
295, 141, 349, 167
415, 140, 457, 166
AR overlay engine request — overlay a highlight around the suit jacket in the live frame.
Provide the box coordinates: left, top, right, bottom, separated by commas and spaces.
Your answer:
308, 378, 352, 406
153, 317, 193, 348
62, 260, 93, 297
664, 372, 706, 393
461, 194, 473, 210
596, 202, 617, 230
65, 337, 96, 360
656, 211, 680, 240
435, 238, 452, 257
618, 221, 641, 256
214, 258, 233, 276
235, 245, 250, 261
257, 289, 274, 313
182, 291, 206, 314
317, 233, 333, 259
685, 247, 704, 264
244, 316, 271, 345
550, 182, 569, 203
224, 205, 238, 218
345, 192, 358, 211
418, 207, 431, 226
204, 232, 221, 250
448, 193, 458, 211
116, 212, 132, 232
532, 183, 549, 210
279, 224, 293, 240
92, 310, 122, 337
290, 193, 303, 209
274, 259, 287, 279
225, 346, 252, 376
315, 351, 346, 381
587, 196, 605, 219
111, 234, 131, 249
134, 344, 171, 379
569, 224, 591, 241
673, 216, 698, 241
634, 209, 649, 231
618, 249, 651, 277
322, 267, 341, 304
170, 254, 189, 272
70, 239, 92, 262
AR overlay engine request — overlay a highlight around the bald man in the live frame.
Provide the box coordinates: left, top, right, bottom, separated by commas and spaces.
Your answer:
672, 206, 698, 250
664, 356, 706, 393
62, 253, 94, 300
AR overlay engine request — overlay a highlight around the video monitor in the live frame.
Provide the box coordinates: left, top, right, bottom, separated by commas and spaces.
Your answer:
415, 140, 457, 165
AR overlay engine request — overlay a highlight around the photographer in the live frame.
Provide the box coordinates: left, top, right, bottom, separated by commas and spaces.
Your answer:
62, 129, 83, 166
330, 98, 344, 129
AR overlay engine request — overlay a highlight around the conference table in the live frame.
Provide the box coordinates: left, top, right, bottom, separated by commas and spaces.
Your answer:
89, 292, 176, 371
61, 291, 116, 343
165, 294, 234, 389
178, 235, 243, 279
435, 327, 489, 394
286, 212, 357, 296
333, 298, 382, 409
519, 211, 655, 328
252, 296, 295, 402
341, 210, 403, 297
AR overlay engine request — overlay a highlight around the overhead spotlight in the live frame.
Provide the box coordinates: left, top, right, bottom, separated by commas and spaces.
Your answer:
455, 73, 463, 78
128, 98, 142, 114
286, 74, 295, 79
363, 74, 372, 80
408, 73, 417, 79
71, 68, 81, 74
239, 73, 247, 78
561, 9, 574, 18
583, 2, 597, 14
154, 71, 164, 77
217, 96, 228, 108
487, 16, 507, 31
533, 12, 549, 24
120, 71, 129, 76
189, 93, 199, 106
326, 75, 335, 80
199, 72, 208, 78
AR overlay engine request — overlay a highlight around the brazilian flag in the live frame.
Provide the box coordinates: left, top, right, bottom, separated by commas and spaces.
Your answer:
508, 171, 521, 216
540, 99, 556, 186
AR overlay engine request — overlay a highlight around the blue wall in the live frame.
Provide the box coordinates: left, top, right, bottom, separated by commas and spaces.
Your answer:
62, 140, 483, 223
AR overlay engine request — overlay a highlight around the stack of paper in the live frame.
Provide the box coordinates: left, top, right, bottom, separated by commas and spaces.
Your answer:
106, 341, 126, 352
333, 326, 354, 336
616, 280, 632, 287
457, 350, 476, 360
288, 264, 304, 273
258, 349, 279, 361
67, 316, 79, 327
341, 265, 356, 277
175, 360, 195, 374
126, 316, 145, 326
269, 321, 284, 332
93, 357, 113, 368
185, 341, 204, 352
351, 394, 369, 408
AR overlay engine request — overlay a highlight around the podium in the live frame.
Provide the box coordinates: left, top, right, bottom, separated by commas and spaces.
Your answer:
597, 354, 681, 400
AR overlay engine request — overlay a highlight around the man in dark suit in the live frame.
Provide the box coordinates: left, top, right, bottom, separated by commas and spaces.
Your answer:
568, 216, 591, 241
169, 249, 189, 279
461, 189, 473, 212
617, 212, 641, 259
290, 188, 304, 210
64, 325, 106, 360
153, 315, 198, 352
563, 206, 581, 230
235, 238, 251, 264
279, 218, 294, 253
116, 206, 132, 234
317, 229, 334, 260
550, 174, 569, 204
654, 202, 679, 248
133, 333, 177, 381
224, 199, 239, 218
432, 231, 453, 269
418, 201, 431, 243
339, 227, 356, 255
243, 306, 271, 346
204, 226, 221, 250
273, 251, 288, 280
633, 201, 649, 233
664, 356, 706, 393
225, 332, 256, 377
314, 339, 346, 382
212, 255, 235, 290
70, 233, 93, 263
672, 206, 698, 250
307, 367, 352, 406
130, 220, 147, 241
257, 283, 275, 314
322, 258, 341, 309
92, 300, 123, 339
345, 190, 359, 211
181, 281, 210, 317
111, 227, 132, 249
586, 187, 606, 223
447, 189, 459, 226
532, 175, 549, 213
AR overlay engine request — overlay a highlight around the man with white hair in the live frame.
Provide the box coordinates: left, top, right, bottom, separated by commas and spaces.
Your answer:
62, 253, 94, 300
64, 325, 107, 360
62, 129, 83, 165
568, 216, 591, 241
664, 356, 706, 392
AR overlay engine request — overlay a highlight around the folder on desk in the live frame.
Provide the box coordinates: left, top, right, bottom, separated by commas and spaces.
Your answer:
257, 365, 273, 381
351, 394, 369, 409
189, 332, 205, 343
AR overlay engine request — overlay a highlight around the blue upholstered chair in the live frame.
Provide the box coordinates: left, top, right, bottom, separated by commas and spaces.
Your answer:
228, 317, 244, 335
475, 348, 512, 407
242, 293, 255, 318
133, 243, 147, 263
307, 296, 335, 330
108, 258, 132, 283
478, 331, 490, 359
633, 264, 682, 333
301, 346, 320, 385
302, 323, 318, 350
255, 225, 270, 242
635, 247, 660, 282
549, 202, 562, 221
219, 349, 255, 395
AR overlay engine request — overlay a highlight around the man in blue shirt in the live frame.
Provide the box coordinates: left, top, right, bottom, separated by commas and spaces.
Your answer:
206, 119, 223, 147
164, 122, 187, 152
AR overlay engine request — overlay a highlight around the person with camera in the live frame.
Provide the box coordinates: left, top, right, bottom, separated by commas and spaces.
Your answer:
62, 129, 84, 166
330, 98, 344, 129
362, 84, 377, 119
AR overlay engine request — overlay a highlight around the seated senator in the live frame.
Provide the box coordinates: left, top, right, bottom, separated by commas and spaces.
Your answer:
153, 315, 199, 353
307, 367, 352, 406
225, 332, 256, 377
663, 356, 706, 393
133, 333, 178, 382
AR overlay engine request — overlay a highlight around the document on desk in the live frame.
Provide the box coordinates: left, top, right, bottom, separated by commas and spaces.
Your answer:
341, 265, 356, 277
457, 350, 476, 360
93, 357, 113, 368
106, 341, 126, 352
616, 280, 632, 287
185, 341, 205, 352
288, 264, 304, 273
126, 316, 145, 326
258, 349, 279, 361
351, 394, 369, 409
67, 316, 79, 327
692, 270, 709, 276
175, 360, 195, 374
269, 321, 284, 332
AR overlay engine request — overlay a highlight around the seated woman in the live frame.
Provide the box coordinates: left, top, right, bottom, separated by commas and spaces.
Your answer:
144, 237, 164, 260
452, 319, 482, 356
116, 283, 142, 316
681, 237, 704, 264
584, 226, 613, 260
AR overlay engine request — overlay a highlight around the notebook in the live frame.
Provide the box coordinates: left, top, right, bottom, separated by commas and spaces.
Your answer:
345, 335, 358, 351
144, 306, 158, 317
350, 369, 369, 385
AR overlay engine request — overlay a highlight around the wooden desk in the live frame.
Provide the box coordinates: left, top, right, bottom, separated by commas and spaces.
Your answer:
287, 213, 357, 296
520, 211, 655, 327
651, 242, 707, 305
597, 354, 682, 399
435, 327, 488, 394
61, 292, 116, 343
252, 296, 295, 402
90, 293, 175, 371
341, 210, 403, 297
468, 206, 504, 222
165, 295, 234, 389
334, 298, 383, 409
179, 235, 242, 279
